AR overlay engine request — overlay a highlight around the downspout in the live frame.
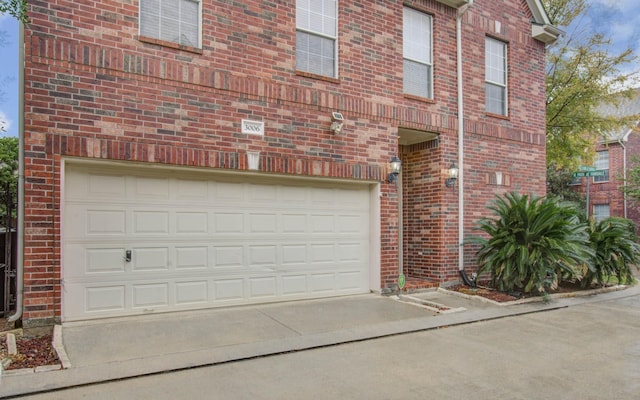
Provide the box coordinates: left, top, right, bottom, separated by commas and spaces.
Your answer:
457, 1, 475, 287
618, 138, 627, 219
8, 21, 25, 322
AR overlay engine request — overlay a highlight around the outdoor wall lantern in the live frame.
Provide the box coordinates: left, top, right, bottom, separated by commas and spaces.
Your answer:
445, 162, 459, 188
388, 156, 402, 184
330, 112, 344, 134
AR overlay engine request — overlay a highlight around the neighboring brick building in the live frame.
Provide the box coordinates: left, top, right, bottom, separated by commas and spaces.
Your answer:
18, 0, 558, 326
572, 90, 640, 230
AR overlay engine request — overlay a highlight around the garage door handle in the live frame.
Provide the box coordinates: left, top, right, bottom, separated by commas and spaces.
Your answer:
125, 250, 132, 262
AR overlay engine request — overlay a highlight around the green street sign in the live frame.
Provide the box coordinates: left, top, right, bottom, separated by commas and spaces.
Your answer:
573, 170, 606, 178
578, 166, 596, 172
398, 274, 405, 290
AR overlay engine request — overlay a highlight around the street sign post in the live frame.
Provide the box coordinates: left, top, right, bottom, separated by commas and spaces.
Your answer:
572, 169, 606, 219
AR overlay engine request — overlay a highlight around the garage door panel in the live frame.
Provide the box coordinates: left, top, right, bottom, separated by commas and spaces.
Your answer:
66, 173, 127, 200
213, 246, 244, 268
249, 213, 277, 233
214, 213, 244, 233
310, 214, 334, 232
281, 275, 307, 295
63, 165, 372, 321
282, 214, 306, 233
133, 211, 169, 234
214, 279, 245, 301
249, 184, 278, 203
84, 285, 126, 314
176, 212, 208, 233
86, 248, 127, 274
213, 181, 245, 203
249, 277, 278, 298
175, 246, 208, 270
134, 177, 170, 200
281, 245, 307, 264
175, 179, 209, 202
132, 283, 169, 309
310, 273, 336, 292
175, 281, 209, 305
132, 247, 169, 271
337, 271, 366, 290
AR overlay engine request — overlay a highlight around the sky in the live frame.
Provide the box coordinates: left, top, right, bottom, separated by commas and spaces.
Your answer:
0, 13, 18, 137
0, 1, 639, 138
567, 0, 640, 80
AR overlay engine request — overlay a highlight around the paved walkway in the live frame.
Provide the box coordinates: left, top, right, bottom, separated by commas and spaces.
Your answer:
1, 285, 638, 398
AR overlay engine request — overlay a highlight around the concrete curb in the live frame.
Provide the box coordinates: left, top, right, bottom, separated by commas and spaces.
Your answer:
437, 284, 630, 306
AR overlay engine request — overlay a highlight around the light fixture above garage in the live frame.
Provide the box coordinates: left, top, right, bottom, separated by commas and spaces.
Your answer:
330, 112, 344, 134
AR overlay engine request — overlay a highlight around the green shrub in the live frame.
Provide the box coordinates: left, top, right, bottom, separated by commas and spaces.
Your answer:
470, 192, 592, 294
581, 217, 640, 288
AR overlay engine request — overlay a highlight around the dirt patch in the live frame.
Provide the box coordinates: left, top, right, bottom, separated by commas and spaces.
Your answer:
446, 280, 619, 303
1, 333, 61, 371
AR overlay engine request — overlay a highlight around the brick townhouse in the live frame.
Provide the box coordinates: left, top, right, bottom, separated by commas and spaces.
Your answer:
571, 90, 640, 230
15, 0, 558, 326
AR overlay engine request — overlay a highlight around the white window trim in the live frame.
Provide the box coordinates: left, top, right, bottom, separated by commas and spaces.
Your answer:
139, 0, 203, 49
403, 7, 434, 99
296, 0, 339, 78
485, 37, 508, 116
593, 150, 609, 183
593, 204, 610, 222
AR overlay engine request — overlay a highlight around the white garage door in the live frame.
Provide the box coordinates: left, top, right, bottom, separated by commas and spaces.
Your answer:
62, 164, 371, 321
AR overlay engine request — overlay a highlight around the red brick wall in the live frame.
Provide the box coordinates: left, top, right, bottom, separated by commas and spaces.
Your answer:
23, 0, 549, 325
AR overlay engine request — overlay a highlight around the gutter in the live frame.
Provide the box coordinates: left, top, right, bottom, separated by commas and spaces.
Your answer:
8, 21, 25, 323
456, 1, 474, 286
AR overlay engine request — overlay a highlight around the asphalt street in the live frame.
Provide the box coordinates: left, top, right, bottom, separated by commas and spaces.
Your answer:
17, 292, 640, 400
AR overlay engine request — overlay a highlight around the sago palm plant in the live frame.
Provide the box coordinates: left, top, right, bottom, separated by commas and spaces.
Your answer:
581, 217, 640, 288
471, 192, 592, 294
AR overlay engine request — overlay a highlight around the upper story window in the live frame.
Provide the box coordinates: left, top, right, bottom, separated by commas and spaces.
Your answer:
296, 0, 338, 78
485, 37, 507, 116
403, 7, 433, 99
139, 0, 201, 48
594, 150, 610, 183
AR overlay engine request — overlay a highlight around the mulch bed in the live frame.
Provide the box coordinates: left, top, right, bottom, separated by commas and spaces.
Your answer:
446, 280, 614, 303
0, 333, 60, 370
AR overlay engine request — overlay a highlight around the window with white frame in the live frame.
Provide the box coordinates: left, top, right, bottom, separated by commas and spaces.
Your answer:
296, 0, 337, 78
403, 7, 433, 99
593, 150, 609, 182
485, 37, 507, 115
593, 204, 610, 222
140, 0, 201, 48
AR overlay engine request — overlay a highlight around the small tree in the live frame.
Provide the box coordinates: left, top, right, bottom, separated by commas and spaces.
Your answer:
543, 0, 638, 170
546, 164, 586, 209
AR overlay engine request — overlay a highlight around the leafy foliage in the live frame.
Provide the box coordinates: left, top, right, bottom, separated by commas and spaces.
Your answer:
0, 136, 17, 190
546, 164, 586, 209
471, 192, 592, 295
543, 0, 639, 170
581, 217, 640, 288
622, 151, 640, 206
0, 137, 17, 219
0, 0, 29, 24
